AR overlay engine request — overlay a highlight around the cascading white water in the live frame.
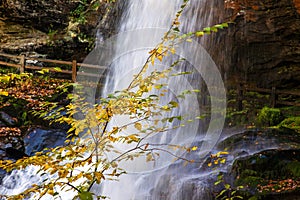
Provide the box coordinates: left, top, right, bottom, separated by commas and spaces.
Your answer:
98, 0, 225, 199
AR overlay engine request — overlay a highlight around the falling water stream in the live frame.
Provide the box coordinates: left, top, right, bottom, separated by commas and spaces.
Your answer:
98, 0, 220, 199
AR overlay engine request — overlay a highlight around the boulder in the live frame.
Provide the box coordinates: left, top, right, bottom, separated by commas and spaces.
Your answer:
24, 127, 67, 156
4, 147, 28, 160
0, 112, 17, 126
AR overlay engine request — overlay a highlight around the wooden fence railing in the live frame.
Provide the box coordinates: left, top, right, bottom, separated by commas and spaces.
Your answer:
236, 83, 300, 110
1, 52, 299, 108
0, 53, 107, 82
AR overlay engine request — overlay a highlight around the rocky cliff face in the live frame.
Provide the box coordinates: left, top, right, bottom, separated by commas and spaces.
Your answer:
223, 0, 300, 89
1, 0, 78, 32
0, 0, 121, 61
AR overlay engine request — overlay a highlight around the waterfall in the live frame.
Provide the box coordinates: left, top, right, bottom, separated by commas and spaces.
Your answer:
97, 0, 226, 199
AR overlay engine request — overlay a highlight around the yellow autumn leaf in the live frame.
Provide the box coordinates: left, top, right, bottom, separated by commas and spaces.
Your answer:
219, 151, 229, 155
156, 46, 163, 54
156, 55, 163, 62
85, 173, 93, 181
47, 189, 54, 195
150, 54, 156, 65
111, 127, 118, 134
191, 146, 198, 151
173, 21, 180, 26
195, 31, 204, 37
170, 48, 176, 54
95, 172, 105, 184
134, 122, 142, 131
216, 151, 229, 157
128, 134, 139, 142
146, 153, 152, 162
0, 91, 8, 96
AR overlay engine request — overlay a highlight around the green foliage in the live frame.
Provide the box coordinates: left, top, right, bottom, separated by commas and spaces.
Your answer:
70, 0, 115, 25
215, 174, 244, 200
257, 106, 282, 127
226, 109, 249, 127
236, 176, 265, 188
286, 161, 300, 177
279, 117, 300, 133
47, 28, 58, 41
78, 191, 93, 200
0, 66, 18, 74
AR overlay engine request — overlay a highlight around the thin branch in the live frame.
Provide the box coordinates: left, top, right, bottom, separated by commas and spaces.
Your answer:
139, 147, 201, 164
57, 181, 81, 193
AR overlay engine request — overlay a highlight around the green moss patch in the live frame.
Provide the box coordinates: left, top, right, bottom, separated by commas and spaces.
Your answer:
257, 106, 283, 127
279, 117, 300, 133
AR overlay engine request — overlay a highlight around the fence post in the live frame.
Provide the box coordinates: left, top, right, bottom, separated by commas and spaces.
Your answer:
72, 60, 77, 82
19, 55, 25, 73
271, 86, 276, 108
237, 83, 243, 111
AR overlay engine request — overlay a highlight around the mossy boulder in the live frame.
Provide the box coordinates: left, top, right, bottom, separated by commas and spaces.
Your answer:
257, 106, 283, 127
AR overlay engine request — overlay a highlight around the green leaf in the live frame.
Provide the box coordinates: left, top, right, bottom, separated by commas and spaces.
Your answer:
221, 22, 229, 28
214, 180, 222, 185
108, 94, 116, 98
173, 27, 180, 32
169, 101, 178, 107
79, 191, 93, 200
54, 67, 62, 72
203, 27, 211, 32
211, 26, 218, 32
195, 31, 204, 37
225, 183, 231, 189
181, 34, 187, 38
214, 24, 224, 29
216, 189, 226, 198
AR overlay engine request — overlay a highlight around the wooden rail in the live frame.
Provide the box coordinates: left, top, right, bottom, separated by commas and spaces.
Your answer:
0, 52, 107, 82
236, 83, 300, 110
